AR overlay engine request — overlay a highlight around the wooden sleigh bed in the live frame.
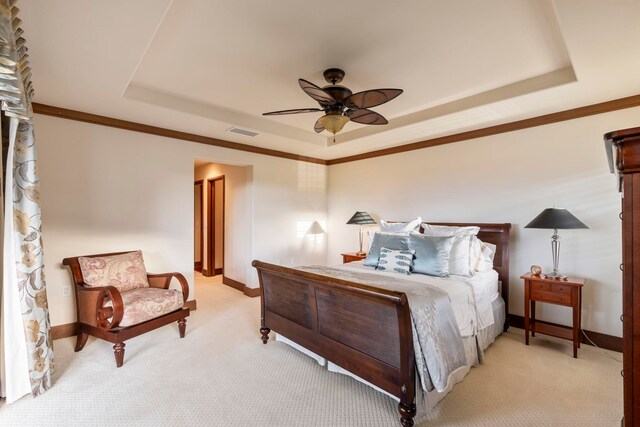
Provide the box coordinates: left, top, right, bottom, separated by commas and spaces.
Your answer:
252, 222, 510, 426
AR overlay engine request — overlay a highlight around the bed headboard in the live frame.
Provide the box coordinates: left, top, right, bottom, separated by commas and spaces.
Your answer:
420, 222, 512, 330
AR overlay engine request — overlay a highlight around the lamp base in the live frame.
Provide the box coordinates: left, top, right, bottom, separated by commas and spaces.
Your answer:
544, 271, 567, 280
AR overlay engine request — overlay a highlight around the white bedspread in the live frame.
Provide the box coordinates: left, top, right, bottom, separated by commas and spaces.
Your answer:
338, 261, 497, 338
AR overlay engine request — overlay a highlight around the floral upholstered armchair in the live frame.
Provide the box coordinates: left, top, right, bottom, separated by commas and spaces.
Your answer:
62, 251, 190, 367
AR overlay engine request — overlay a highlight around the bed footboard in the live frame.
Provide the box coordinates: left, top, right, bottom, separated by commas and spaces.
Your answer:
252, 260, 416, 427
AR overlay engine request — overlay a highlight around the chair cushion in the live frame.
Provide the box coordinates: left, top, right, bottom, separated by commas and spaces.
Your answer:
79, 251, 149, 292
107, 288, 184, 327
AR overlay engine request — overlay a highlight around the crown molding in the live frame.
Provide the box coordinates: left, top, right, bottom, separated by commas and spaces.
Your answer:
33, 93, 640, 167
32, 103, 328, 165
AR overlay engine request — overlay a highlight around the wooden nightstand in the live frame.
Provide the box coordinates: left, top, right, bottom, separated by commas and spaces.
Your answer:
341, 253, 366, 264
521, 273, 585, 358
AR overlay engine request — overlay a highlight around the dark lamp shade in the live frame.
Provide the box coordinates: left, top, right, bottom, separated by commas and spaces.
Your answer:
525, 208, 588, 230
346, 211, 376, 225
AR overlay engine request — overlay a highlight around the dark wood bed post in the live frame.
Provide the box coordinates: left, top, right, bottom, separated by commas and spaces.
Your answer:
259, 274, 271, 344
397, 293, 416, 426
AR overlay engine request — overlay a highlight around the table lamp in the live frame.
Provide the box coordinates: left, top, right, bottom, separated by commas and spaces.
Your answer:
525, 207, 588, 279
346, 211, 376, 255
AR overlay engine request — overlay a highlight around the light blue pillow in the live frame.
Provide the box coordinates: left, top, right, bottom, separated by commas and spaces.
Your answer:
364, 233, 410, 267
409, 232, 455, 277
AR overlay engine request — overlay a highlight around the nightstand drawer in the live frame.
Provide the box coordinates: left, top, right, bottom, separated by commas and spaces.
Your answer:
531, 289, 572, 305
531, 281, 572, 295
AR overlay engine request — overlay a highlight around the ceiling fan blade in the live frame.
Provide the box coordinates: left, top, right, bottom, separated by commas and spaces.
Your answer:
262, 108, 323, 116
314, 118, 325, 133
346, 89, 403, 109
299, 79, 336, 105
348, 108, 388, 125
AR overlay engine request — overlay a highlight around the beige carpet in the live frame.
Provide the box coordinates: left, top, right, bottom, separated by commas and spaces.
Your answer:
0, 273, 623, 426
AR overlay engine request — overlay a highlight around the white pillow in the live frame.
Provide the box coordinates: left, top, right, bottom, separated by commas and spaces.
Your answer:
474, 240, 496, 272
469, 236, 482, 272
421, 224, 480, 237
379, 217, 422, 234
376, 247, 415, 275
422, 224, 480, 276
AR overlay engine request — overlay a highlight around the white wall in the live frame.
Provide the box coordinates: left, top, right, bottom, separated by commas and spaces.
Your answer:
36, 114, 327, 327
37, 105, 636, 336
194, 162, 251, 282
327, 107, 640, 337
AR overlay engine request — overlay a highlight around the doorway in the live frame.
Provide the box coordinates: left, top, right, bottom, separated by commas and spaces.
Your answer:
194, 180, 203, 272
207, 175, 225, 277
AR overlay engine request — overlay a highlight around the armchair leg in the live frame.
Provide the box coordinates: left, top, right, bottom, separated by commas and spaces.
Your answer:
113, 342, 126, 367
75, 331, 89, 352
178, 318, 187, 338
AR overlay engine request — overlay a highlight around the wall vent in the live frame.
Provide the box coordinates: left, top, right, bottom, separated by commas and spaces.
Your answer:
226, 127, 259, 137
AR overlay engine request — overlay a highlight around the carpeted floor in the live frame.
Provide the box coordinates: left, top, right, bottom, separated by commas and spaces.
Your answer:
0, 273, 623, 426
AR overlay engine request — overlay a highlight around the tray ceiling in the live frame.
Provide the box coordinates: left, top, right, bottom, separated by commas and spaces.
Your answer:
20, 0, 640, 160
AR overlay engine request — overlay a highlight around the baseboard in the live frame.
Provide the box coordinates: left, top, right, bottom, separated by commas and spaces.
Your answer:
508, 314, 622, 353
202, 268, 223, 277
222, 275, 245, 291
223, 275, 261, 298
51, 322, 78, 340
243, 287, 260, 298
184, 299, 197, 311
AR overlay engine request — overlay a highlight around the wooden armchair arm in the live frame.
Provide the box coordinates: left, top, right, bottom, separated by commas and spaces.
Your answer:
147, 272, 189, 303
76, 285, 124, 331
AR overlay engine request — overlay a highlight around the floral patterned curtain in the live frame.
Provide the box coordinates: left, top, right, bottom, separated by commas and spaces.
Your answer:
0, 0, 52, 403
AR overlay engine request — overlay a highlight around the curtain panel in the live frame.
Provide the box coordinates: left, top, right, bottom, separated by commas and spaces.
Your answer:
0, 0, 52, 403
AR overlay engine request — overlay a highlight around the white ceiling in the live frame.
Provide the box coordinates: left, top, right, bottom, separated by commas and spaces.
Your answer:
20, 0, 640, 160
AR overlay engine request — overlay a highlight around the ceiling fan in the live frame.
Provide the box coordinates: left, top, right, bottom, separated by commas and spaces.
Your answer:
263, 68, 403, 140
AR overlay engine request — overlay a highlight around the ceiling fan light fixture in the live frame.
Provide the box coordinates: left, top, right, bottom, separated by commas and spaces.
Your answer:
262, 68, 402, 137
318, 114, 349, 134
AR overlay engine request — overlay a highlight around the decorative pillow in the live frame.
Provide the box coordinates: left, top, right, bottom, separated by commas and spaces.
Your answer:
364, 233, 410, 267
79, 251, 150, 292
409, 232, 455, 277
376, 247, 415, 275
469, 236, 482, 272
379, 217, 422, 234
474, 240, 497, 272
422, 224, 480, 276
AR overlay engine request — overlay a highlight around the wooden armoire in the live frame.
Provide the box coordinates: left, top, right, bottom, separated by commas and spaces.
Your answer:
605, 127, 640, 426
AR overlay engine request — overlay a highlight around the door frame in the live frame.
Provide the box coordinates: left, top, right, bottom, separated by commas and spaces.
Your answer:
206, 175, 225, 277
194, 180, 204, 272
